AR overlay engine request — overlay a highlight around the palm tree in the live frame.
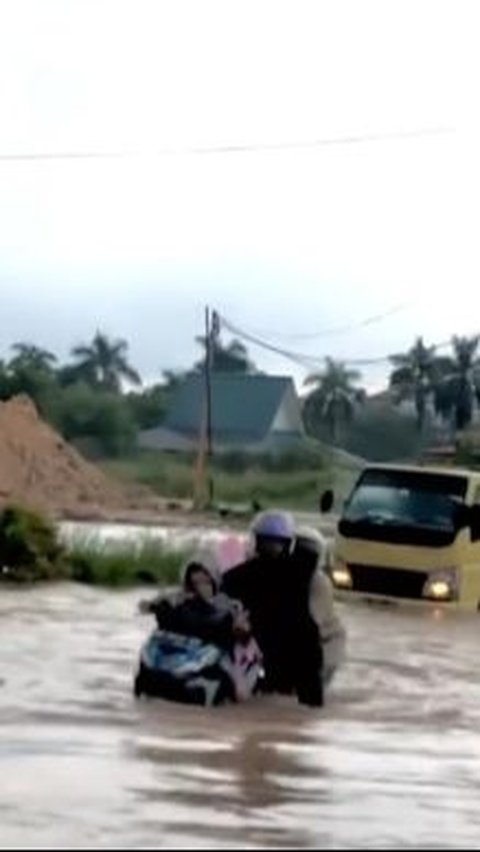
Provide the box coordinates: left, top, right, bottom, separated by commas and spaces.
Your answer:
5, 344, 58, 410
70, 332, 141, 392
195, 335, 257, 373
9, 343, 58, 374
434, 336, 480, 431
389, 337, 439, 430
304, 358, 363, 444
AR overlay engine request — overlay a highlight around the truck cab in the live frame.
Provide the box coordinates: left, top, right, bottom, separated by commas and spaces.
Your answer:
322, 464, 480, 610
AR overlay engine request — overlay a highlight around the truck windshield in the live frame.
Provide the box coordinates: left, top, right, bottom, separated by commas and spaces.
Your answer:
340, 469, 468, 547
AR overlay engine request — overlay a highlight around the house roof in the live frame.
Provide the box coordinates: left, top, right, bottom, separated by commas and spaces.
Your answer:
165, 373, 299, 441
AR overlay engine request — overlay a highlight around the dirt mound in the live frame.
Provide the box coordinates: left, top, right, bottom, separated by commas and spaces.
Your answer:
0, 395, 165, 520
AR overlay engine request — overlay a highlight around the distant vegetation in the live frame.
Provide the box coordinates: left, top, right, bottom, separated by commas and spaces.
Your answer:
388, 335, 480, 433
68, 539, 185, 587
0, 329, 478, 482
0, 504, 185, 586
0, 505, 67, 582
101, 445, 350, 513
302, 335, 480, 460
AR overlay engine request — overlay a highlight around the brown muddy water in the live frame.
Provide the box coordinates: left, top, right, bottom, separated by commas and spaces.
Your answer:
2, 584, 480, 849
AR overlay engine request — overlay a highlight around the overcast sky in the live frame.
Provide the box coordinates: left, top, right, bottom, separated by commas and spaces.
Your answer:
0, 0, 477, 389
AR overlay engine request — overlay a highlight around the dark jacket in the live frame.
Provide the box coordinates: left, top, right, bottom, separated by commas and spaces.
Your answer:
152, 596, 236, 649
146, 555, 243, 650
222, 550, 324, 706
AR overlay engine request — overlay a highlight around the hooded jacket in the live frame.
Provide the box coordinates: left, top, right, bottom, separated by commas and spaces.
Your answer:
149, 550, 243, 649
294, 530, 345, 643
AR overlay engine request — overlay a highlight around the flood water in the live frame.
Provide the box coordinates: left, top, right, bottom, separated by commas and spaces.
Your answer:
59, 520, 234, 551
2, 583, 480, 849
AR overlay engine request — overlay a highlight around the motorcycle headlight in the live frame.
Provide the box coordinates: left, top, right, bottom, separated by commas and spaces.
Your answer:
422, 569, 458, 602
331, 559, 353, 590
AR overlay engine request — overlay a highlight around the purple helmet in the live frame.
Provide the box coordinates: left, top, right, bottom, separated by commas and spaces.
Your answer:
252, 510, 295, 542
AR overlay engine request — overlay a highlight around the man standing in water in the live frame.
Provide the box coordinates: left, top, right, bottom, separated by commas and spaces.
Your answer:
294, 525, 346, 689
222, 511, 326, 707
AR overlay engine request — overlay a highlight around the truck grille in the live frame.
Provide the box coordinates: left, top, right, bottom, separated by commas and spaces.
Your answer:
348, 564, 428, 600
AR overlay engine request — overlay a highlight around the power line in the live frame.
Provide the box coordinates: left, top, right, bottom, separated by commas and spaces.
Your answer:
221, 313, 480, 407
220, 313, 390, 369
0, 126, 453, 163
219, 312, 468, 372
220, 316, 323, 370
234, 303, 408, 342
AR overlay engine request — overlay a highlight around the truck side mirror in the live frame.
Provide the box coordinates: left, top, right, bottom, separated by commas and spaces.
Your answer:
319, 489, 334, 514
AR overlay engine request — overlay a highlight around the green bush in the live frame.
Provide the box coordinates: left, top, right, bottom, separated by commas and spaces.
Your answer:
0, 504, 187, 586
258, 445, 327, 473
54, 382, 138, 456
0, 505, 67, 582
69, 540, 185, 587
126, 384, 169, 430
214, 445, 328, 475
215, 450, 251, 474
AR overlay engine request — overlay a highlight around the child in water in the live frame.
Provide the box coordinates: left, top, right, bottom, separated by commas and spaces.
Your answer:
139, 552, 263, 703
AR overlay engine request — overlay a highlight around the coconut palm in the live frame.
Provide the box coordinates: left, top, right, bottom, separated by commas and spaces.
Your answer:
9, 343, 58, 374
304, 358, 363, 443
434, 336, 480, 431
70, 332, 141, 392
389, 337, 439, 430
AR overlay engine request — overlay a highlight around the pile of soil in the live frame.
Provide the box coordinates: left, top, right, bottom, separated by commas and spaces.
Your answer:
0, 395, 169, 522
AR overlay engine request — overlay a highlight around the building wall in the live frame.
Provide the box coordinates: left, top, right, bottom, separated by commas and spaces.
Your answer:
270, 386, 305, 435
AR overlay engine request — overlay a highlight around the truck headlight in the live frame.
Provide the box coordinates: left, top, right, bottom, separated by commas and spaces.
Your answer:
422, 569, 458, 602
331, 560, 353, 589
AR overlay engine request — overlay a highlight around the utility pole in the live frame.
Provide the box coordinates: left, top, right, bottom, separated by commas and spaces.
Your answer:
204, 306, 214, 506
